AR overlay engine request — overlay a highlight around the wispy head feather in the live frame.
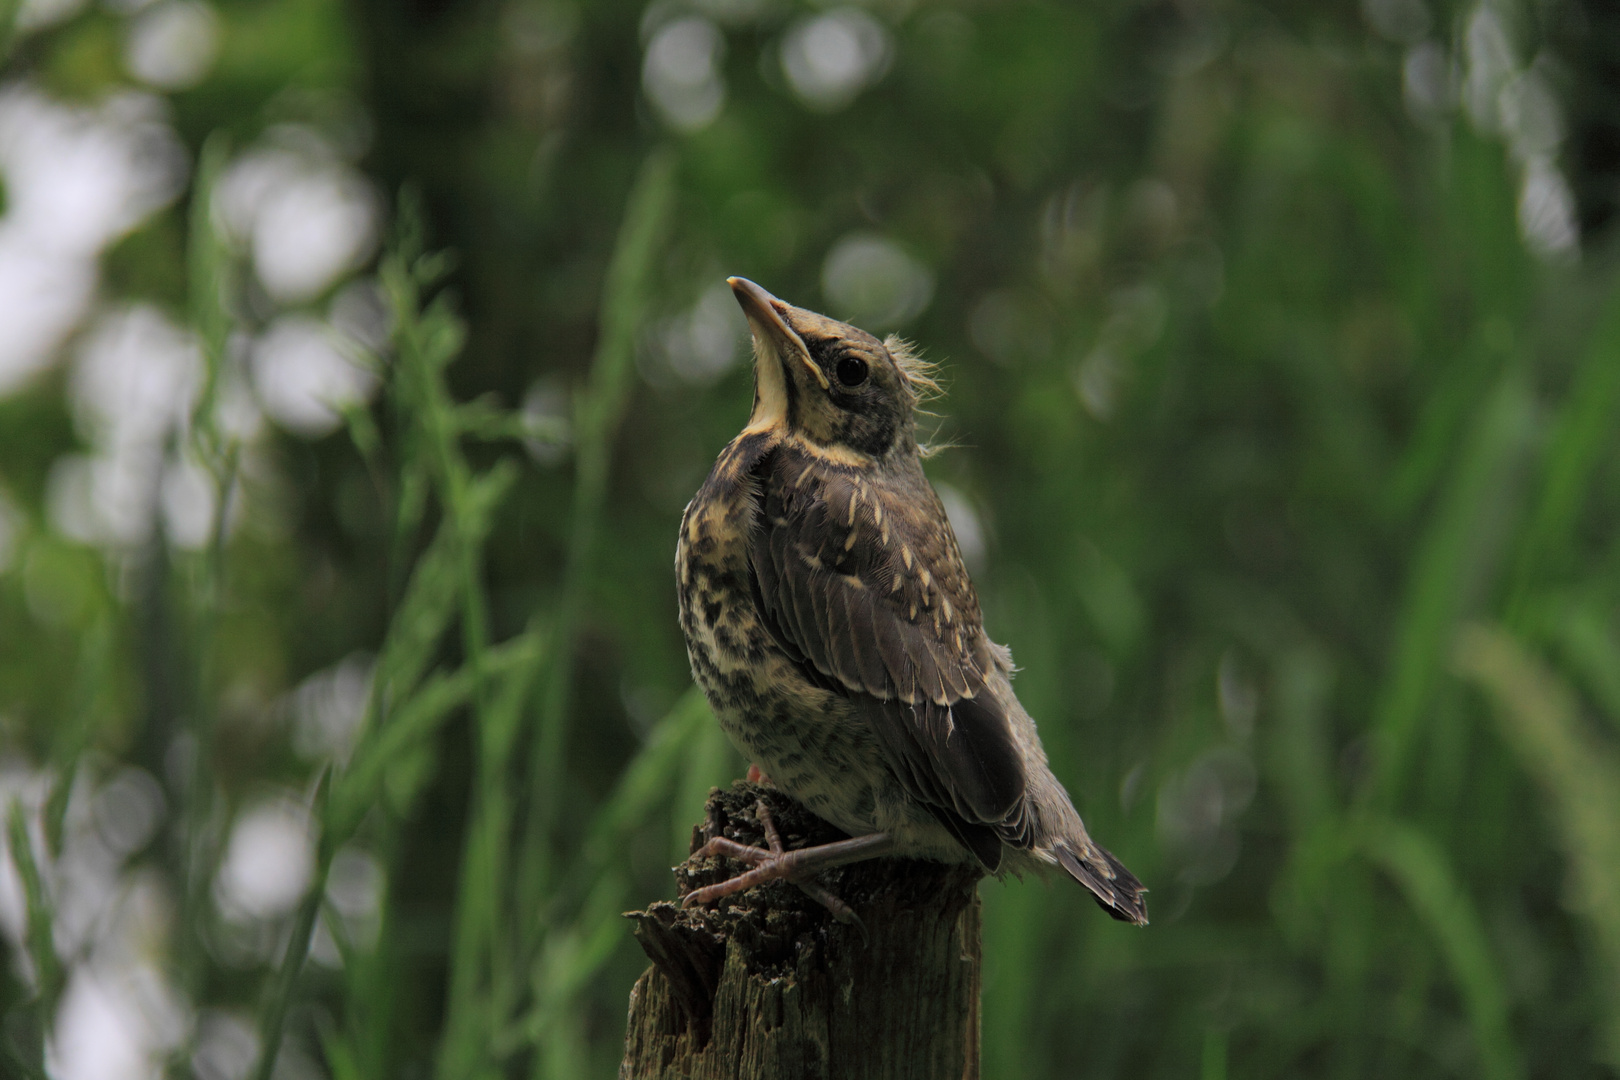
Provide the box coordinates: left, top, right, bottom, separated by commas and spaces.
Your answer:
883, 334, 950, 457
884, 335, 942, 404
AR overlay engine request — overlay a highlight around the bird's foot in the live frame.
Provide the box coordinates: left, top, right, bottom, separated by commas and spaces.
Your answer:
745, 763, 771, 785
682, 799, 890, 929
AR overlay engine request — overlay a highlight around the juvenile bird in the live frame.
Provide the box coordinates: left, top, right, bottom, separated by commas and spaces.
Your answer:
675, 278, 1147, 925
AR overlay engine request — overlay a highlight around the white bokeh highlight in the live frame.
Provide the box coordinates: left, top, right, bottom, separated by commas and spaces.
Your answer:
215, 796, 316, 923
50, 305, 218, 549
1402, 40, 1452, 120
16, 0, 88, 32
780, 8, 891, 112
1155, 747, 1257, 886
311, 845, 384, 966
0, 765, 51, 956
125, 0, 221, 90
522, 377, 571, 465
1073, 284, 1165, 420
159, 454, 217, 549
821, 232, 933, 330
70, 304, 201, 452
1463, 8, 1514, 134
0, 86, 185, 395
251, 315, 378, 438
191, 1010, 259, 1080
0, 764, 189, 1080
48, 964, 190, 1080
643, 16, 727, 133
1518, 156, 1579, 259
90, 768, 166, 858
1457, 6, 1578, 261
649, 281, 745, 385
933, 482, 986, 574
215, 132, 381, 304
290, 653, 374, 762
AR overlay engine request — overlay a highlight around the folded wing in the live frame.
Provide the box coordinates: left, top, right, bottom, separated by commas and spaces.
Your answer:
750, 451, 1030, 866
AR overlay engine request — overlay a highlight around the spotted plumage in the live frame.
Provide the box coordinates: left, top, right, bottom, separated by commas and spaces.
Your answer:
676, 278, 1147, 924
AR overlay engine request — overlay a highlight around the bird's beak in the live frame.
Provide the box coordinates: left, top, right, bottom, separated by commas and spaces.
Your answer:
728, 277, 830, 390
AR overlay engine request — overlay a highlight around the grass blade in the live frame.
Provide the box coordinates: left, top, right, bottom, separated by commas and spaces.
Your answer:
332, 630, 544, 838
1366, 370, 1536, 810
1359, 816, 1522, 1080
1505, 290, 1620, 611
251, 769, 334, 1080
524, 148, 678, 910
1454, 624, 1620, 1068
523, 688, 714, 1080
5, 804, 61, 1019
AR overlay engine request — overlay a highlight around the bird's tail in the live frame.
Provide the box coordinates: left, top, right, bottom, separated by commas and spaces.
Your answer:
1054, 839, 1148, 925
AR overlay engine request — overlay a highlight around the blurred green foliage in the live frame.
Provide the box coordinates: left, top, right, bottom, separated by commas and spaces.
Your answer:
0, 0, 1619, 1078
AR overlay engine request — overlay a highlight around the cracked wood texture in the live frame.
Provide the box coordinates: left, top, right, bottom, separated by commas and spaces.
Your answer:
621, 783, 983, 1080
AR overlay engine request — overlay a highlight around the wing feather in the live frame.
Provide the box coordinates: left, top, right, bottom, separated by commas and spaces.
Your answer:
847, 589, 891, 697
875, 610, 913, 694
750, 448, 1031, 865
785, 552, 818, 656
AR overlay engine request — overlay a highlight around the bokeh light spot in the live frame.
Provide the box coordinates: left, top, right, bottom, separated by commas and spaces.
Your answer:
191, 1010, 258, 1080
291, 653, 374, 762
92, 767, 167, 857
126, 0, 221, 90
0, 88, 184, 395
821, 232, 933, 330
780, 8, 891, 112
216, 137, 381, 304
643, 16, 726, 133
648, 280, 746, 386
933, 482, 986, 574
251, 316, 378, 439
215, 797, 316, 922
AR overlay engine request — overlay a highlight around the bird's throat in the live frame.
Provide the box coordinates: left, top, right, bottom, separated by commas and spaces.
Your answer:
742, 340, 792, 435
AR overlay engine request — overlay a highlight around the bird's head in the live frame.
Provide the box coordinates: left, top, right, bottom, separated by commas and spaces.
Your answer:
729, 277, 936, 463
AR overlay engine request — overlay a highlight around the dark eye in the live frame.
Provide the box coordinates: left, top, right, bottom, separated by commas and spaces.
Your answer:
835, 356, 868, 387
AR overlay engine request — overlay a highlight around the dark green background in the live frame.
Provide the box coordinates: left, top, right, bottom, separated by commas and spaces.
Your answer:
2, 0, 1620, 1077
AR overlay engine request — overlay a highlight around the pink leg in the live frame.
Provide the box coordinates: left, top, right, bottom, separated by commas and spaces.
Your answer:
683, 799, 893, 924
751, 801, 864, 923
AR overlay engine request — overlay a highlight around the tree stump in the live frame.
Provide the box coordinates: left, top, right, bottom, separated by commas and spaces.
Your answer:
621, 783, 982, 1080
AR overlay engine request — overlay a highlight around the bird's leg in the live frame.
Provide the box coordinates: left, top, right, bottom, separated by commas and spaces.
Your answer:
750, 800, 861, 923
683, 799, 894, 925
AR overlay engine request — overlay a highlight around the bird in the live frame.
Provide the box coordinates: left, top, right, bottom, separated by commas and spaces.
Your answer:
674, 277, 1147, 926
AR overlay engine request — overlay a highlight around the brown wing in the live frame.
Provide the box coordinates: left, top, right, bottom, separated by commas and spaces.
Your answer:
750, 448, 1029, 848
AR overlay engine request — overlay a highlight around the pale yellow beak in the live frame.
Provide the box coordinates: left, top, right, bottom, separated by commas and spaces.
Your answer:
727, 277, 829, 390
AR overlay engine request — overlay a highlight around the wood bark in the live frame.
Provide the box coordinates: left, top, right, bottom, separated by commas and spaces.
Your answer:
620, 783, 982, 1080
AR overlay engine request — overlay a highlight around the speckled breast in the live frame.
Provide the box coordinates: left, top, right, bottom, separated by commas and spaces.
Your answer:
675, 432, 886, 829
676, 431, 784, 739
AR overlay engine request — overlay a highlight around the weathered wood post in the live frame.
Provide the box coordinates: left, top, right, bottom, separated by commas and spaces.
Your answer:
621, 783, 982, 1080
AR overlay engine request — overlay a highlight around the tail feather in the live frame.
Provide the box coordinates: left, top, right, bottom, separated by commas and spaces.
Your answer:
1055, 840, 1148, 926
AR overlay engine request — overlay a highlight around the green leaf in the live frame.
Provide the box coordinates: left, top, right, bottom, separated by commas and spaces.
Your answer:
1358, 815, 1523, 1080
5, 804, 61, 1018
1455, 624, 1620, 1068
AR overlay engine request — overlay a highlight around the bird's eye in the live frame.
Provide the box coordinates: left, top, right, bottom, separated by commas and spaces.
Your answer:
835, 356, 868, 387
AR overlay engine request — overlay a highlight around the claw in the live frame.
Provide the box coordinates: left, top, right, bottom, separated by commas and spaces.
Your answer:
752, 800, 862, 928
755, 798, 784, 853
680, 803, 894, 928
